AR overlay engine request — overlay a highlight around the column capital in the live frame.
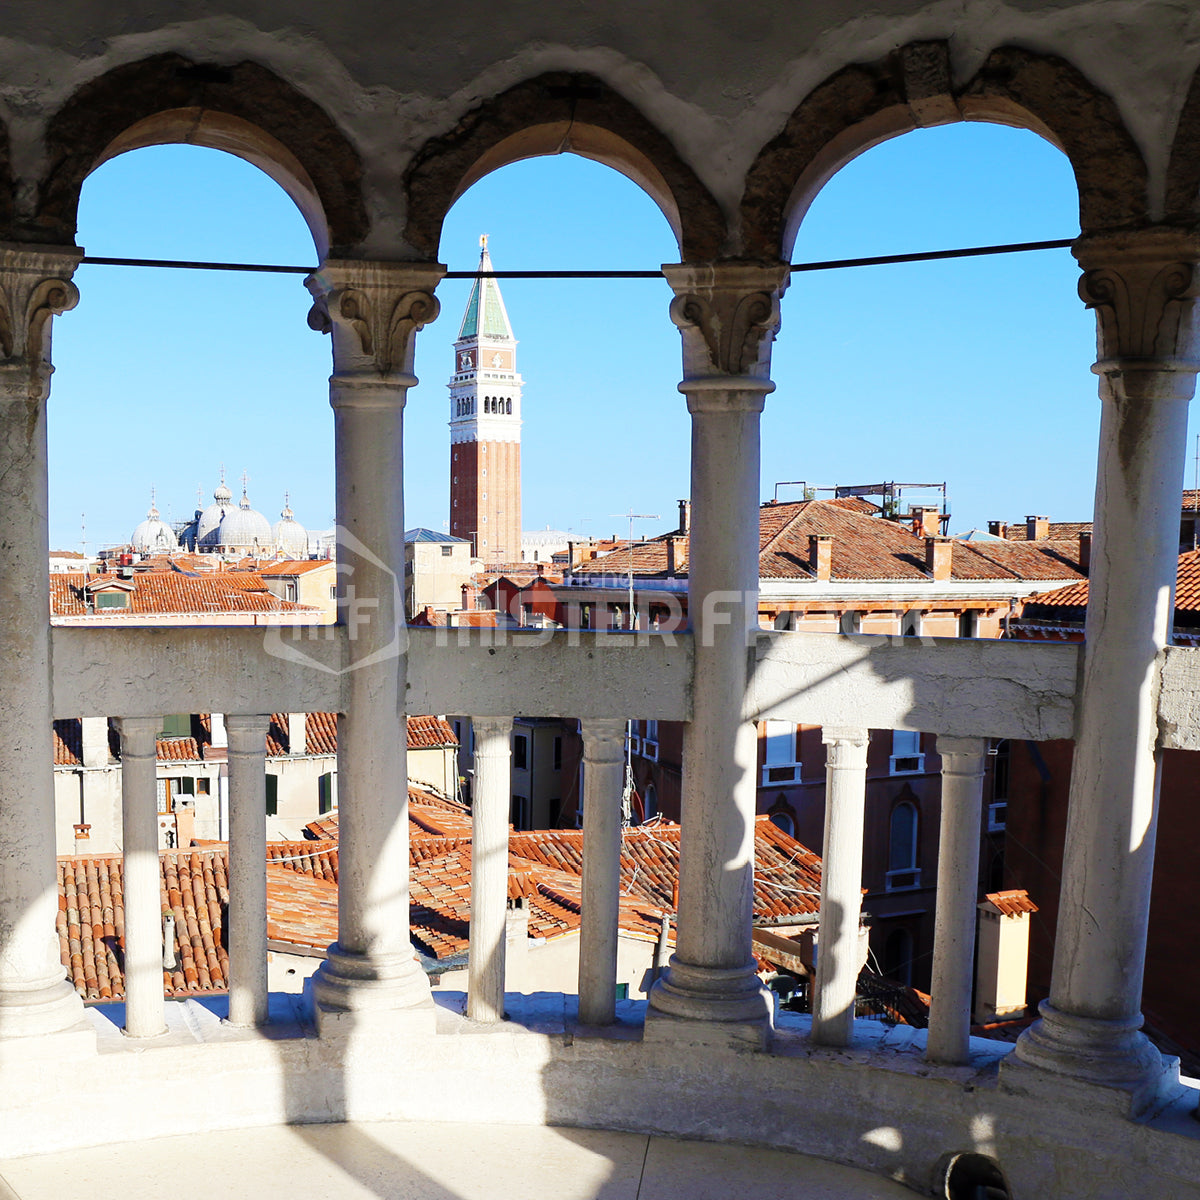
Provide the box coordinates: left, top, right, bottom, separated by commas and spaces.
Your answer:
115, 716, 160, 757
581, 718, 628, 765
0, 243, 83, 402
471, 715, 512, 744
822, 726, 870, 768
663, 260, 789, 384
307, 259, 445, 383
1073, 229, 1200, 388
225, 713, 271, 755
935, 734, 988, 775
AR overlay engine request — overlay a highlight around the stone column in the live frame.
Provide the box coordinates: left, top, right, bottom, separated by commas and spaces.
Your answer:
225, 714, 270, 1028
467, 716, 511, 1023
646, 261, 789, 1048
578, 718, 627, 1026
812, 727, 869, 1047
117, 717, 166, 1038
306, 261, 444, 1029
1013, 231, 1200, 1104
0, 245, 86, 1039
926, 736, 987, 1065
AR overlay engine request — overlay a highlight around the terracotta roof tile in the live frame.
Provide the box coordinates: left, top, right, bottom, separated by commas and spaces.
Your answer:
50, 572, 318, 618
984, 889, 1038, 917
406, 715, 459, 748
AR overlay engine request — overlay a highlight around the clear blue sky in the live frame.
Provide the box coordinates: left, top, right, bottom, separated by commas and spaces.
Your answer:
49, 122, 1187, 552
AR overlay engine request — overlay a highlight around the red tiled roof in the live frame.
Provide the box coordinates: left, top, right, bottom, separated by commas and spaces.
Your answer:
1016, 550, 1200, 628
53, 720, 84, 766
1003, 521, 1093, 542
50, 572, 318, 617
406, 715, 458, 749
985, 889, 1038, 917
304, 788, 474, 842
58, 850, 229, 1001
255, 560, 333, 575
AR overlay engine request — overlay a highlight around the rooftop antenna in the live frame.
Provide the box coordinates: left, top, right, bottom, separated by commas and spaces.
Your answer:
610, 509, 659, 631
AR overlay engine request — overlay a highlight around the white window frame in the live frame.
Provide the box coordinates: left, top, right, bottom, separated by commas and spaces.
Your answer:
641, 719, 659, 761
761, 719, 801, 786
988, 801, 1008, 833
889, 729, 924, 775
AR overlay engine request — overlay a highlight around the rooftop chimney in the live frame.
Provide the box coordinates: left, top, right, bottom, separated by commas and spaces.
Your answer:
678, 499, 690, 535
925, 536, 952, 581
287, 713, 306, 756
809, 534, 832, 581
911, 506, 941, 538
73, 823, 91, 856
1078, 530, 1091, 574
988, 520, 1008, 539
974, 891, 1037, 1025
666, 535, 686, 577
1026, 515, 1049, 542
80, 716, 109, 768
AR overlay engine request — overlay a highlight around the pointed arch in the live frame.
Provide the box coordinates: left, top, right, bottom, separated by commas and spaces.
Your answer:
35, 54, 368, 256
402, 72, 727, 260
741, 42, 1148, 259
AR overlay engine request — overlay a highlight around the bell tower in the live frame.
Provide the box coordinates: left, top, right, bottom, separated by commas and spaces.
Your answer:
449, 234, 523, 562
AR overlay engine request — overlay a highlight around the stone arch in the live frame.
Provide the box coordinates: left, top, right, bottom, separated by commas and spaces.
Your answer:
741, 42, 1148, 260
403, 72, 727, 261
1165, 62, 1200, 223
35, 54, 368, 257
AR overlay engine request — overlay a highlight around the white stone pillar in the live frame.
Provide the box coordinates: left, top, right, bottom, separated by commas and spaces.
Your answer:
467, 716, 511, 1023
0, 245, 86, 1039
812, 727, 869, 1047
117, 717, 166, 1039
926, 736, 987, 1065
578, 718, 627, 1026
646, 261, 789, 1048
306, 261, 444, 1029
226, 714, 270, 1028
1014, 231, 1200, 1101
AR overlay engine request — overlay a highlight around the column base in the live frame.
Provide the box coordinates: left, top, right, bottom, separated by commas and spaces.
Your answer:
644, 957, 773, 1051
311, 942, 436, 1037
0, 975, 88, 1040
1005, 999, 1177, 1117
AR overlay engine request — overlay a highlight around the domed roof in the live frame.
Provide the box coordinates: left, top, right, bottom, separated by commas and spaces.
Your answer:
131, 495, 178, 554
272, 495, 309, 558
197, 475, 234, 547
216, 489, 273, 553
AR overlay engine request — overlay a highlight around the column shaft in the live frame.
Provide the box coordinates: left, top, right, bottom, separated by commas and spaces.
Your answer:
306, 262, 443, 1021
812, 727, 869, 1047
118, 717, 166, 1038
468, 717, 511, 1022
926, 736, 986, 1065
0, 246, 84, 1038
647, 261, 788, 1040
1014, 232, 1200, 1096
226, 714, 270, 1027
578, 719, 627, 1026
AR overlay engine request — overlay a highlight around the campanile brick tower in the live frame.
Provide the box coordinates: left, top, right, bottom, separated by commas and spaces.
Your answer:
448, 235, 522, 562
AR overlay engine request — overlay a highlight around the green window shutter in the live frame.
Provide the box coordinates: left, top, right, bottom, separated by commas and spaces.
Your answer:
265, 774, 278, 816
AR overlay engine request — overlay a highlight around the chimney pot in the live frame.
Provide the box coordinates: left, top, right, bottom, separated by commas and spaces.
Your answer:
1025, 515, 1049, 541
988, 520, 1007, 539
925, 536, 952, 581
808, 534, 832, 581
911, 506, 941, 538
1078, 530, 1092, 574
678, 499, 690, 535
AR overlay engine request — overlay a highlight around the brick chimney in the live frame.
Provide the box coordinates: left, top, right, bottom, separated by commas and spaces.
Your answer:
1078, 530, 1091, 574
1025, 514, 1049, 542
911, 506, 941, 537
925, 536, 952, 581
987, 520, 1008, 539
666, 535, 686, 576
677, 499, 690, 535
809, 534, 832, 581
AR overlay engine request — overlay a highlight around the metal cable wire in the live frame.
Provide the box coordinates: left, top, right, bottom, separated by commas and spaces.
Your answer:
79, 237, 1075, 279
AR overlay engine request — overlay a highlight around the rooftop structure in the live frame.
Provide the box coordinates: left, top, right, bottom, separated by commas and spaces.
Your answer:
2, 4, 1200, 1198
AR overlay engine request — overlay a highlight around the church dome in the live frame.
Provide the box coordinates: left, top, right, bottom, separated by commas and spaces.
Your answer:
272, 496, 309, 558
196, 476, 235, 548
131, 496, 178, 555
216, 489, 273, 554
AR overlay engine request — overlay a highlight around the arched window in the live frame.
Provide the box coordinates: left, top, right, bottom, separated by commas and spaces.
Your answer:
887, 801, 919, 890
506, 398, 512, 414
768, 796, 796, 837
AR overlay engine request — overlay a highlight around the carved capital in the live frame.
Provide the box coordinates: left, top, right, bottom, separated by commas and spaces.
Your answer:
0, 244, 83, 401
306, 260, 445, 380
1074, 230, 1200, 374
663, 261, 789, 383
